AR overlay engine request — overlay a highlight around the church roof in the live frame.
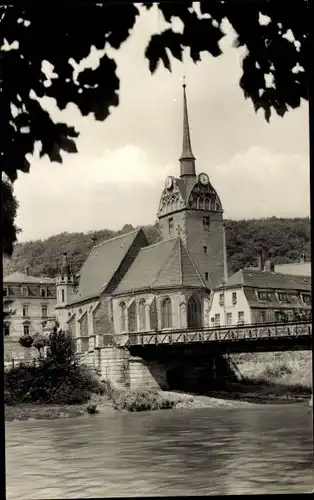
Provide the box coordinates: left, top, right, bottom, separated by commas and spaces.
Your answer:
113, 237, 206, 295
3, 272, 54, 284
221, 268, 311, 291
70, 228, 146, 303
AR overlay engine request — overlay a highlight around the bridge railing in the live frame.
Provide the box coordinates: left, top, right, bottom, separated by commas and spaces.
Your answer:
126, 320, 312, 346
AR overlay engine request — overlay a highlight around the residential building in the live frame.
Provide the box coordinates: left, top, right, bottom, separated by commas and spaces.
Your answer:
3, 266, 56, 360
209, 267, 311, 327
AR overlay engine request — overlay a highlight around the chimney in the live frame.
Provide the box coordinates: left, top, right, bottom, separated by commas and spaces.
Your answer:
300, 252, 306, 264
264, 259, 275, 272
257, 250, 264, 271
25, 265, 29, 276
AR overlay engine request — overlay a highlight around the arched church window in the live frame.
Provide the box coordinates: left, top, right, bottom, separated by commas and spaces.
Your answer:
119, 302, 126, 332
204, 198, 210, 210
161, 297, 172, 328
187, 296, 202, 329
138, 299, 146, 331
192, 197, 198, 209
215, 202, 220, 211
210, 199, 215, 210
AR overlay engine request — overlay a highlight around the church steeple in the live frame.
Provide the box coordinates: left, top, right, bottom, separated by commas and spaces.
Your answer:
179, 80, 196, 178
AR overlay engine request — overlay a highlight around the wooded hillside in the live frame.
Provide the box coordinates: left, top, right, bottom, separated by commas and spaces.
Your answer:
3, 217, 311, 278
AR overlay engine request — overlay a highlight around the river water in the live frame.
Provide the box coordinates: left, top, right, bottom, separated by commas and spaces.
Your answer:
5, 404, 313, 498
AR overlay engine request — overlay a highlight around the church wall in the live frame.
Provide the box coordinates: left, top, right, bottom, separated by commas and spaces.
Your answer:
184, 210, 225, 288
93, 295, 115, 347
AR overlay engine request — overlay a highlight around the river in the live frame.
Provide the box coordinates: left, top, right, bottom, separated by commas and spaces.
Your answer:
5, 404, 313, 498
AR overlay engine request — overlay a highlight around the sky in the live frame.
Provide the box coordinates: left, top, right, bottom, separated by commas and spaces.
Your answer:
13, 5, 310, 243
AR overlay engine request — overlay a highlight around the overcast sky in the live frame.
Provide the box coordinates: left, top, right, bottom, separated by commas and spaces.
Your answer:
14, 5, 310, 243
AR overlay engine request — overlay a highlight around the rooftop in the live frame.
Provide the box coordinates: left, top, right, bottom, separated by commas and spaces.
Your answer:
113, 237, 206, 295
221, 268, 311, 291
3, 272, 55, 284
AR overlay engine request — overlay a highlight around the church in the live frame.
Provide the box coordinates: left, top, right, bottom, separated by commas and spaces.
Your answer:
55, 84, 227, 355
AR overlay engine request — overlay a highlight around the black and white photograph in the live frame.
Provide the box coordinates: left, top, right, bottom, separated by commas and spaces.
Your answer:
2, 1, 313, 498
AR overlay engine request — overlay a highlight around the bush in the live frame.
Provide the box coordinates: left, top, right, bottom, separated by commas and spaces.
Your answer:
5, 328, 105, 406
101, 380, 176, 412
19, 335, 34, 348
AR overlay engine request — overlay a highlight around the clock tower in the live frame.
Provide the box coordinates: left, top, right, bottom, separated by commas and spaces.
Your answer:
157, 83, 226, 289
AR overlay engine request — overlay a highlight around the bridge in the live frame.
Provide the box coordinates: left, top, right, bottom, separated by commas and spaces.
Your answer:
126, 320, 312, 355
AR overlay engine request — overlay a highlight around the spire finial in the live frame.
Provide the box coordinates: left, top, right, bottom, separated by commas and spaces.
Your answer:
179, 79, 196, 178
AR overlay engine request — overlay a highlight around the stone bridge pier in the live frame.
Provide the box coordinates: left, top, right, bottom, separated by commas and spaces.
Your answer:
93, 345, 231, 392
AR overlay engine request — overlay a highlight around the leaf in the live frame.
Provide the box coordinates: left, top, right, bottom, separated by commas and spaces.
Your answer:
145, 30, 183, 73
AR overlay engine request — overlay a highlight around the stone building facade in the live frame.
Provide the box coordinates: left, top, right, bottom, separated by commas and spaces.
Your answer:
3, 267, 56, 362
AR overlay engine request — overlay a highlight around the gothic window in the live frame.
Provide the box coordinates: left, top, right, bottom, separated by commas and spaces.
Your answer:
210, 199, 216, 210
192, 197, 198, 209
204, 198, 210, 210
215, 202, 220, 211
161, 297, 172, 328
119, 302, 126, 332
168, 217, 174, 237
203, 216, 210, 230
128, 301, 137, 332
138, 299, 146, 331
187, 296, 202, 329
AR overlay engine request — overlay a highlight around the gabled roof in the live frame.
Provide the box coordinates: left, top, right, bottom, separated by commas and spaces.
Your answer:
113, 237, 206, 295
3, 272, 54, 284
221, 268, 311, 291
70, 228, 146, 303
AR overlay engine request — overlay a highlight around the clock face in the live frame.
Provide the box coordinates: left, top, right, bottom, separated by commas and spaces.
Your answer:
199, 173, 209, 186
165, 176, 173, 190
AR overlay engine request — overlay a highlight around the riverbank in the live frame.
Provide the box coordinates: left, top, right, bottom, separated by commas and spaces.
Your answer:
5, 385, 312, 422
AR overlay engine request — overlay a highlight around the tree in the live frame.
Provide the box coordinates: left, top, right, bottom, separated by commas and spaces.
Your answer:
1, 2, 308, 255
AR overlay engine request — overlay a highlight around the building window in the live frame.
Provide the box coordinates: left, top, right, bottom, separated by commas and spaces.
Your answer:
4, 323, 10, 336
259, 311, 266, 323
138, 299, 146, 331
205, 272, 209, 281
219, 293, 224, 306
119, 302, 126, 332
168, 217, 174, 236
161, 297, 172, 329
238, 311, 244, 324
61, 289, 65, 302
277, 292, 288, 302
274, 310, 281, 322
258, 291, 271, 301
204, 198, 210, 210
214, 313, 220, 326
23, 305, 29, 317
203, 215, 210, 230
226, 313, 232, 326
286, 310, 294, 322
22, 286, 28, 296
203, 246, 208, 254
41, 305, 48, 318
23, 324, 30, 336
3, 288, 7, 296
41, 288, 47, 297
187, 296, 202, 328
302, 294, 311, 305
232, 292, 237, 305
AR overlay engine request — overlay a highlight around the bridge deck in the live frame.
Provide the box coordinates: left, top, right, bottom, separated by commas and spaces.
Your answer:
126, 321, 312, 347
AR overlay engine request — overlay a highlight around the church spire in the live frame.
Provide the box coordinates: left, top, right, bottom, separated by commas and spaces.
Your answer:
179, 79, 196, 178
